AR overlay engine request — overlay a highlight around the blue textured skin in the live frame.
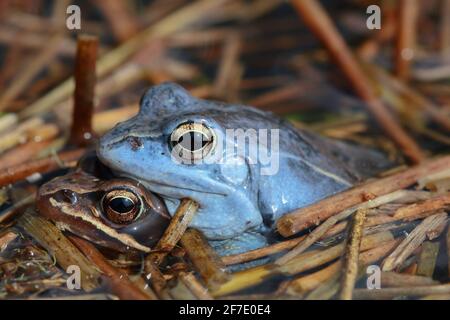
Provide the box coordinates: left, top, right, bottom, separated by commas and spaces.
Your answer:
97, 83, 389, 252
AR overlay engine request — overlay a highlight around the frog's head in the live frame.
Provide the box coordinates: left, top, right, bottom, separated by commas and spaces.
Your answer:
97, 83, 262, 239
36, 153, 170, 253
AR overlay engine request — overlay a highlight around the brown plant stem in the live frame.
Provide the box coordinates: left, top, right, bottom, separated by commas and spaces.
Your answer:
364, 63, 450, 132
180, 228, 230, 290
69, 236, 156, 300
395, 0, 418, 81
339, 209, 367, 300
416, 241, 439, 278
392, 193, 450, 220
147, 199, 198, 266
20, 0, 229, 118
0, 33, 64, 112
274, 190, 406, 266
353, 283, 450, 299
382, 212, 448, 271
143, 260, 172, 300
441, 0, 450, 55
287, 239, 400, 294
69, 35, 98, 147
277, 155, 450, 237
0, 230, 18, 252
16, 210, 101, 291
93, 0, 139, 42
223, 191, 418, 266
179, 272, 214, 300
447, 225, 450, 277
213, 32, 242, 100
213, 232, 392, 297
0, 148, 84, 187
0, 117, 43, 153
381, 271, 438, 288
0, 124, 59, 170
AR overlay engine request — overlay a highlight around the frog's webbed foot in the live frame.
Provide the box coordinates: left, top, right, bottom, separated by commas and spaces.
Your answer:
209, 230, 269, 271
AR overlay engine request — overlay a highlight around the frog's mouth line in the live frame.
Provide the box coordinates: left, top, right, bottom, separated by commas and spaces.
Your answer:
143, 180, 228, 196
112, 171, 229, 197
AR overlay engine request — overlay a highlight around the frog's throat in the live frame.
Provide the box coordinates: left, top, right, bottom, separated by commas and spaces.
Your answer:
49, 197, 151, 252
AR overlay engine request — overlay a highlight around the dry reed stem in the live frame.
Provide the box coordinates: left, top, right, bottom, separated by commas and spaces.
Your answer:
179, 272, 213, 300
441, 0, 450, 55
0, 124, 59, 169
0, 148, 84, 187
143, 259, 172, 300
180, 228, 229, 290
21, 0, 229, 118
275, 190, 407, 266
69, 236, 156, 300
416, 241, 439, 278
395, 0, 418, 81
353, 283, 450, 299
290, 0, 424, 164
0, 33, 64, 112
0, 230, 18, 252
0, 117, 43, 153
365, 63, 450, 132
93, 0, 139, 42
69, 35, 98, 147
287, 239, 400, 294
214, 32, 242, 100
339, 209, 367, 300
93, 104, 139, 134
277, 155, 450, 237
147, 199, 198, 266
380, 271, 438, 288
382, 212, 448, 271
17, 210, 101, 291
447, 225, 450, 278
213, 231, 393, 297
392, 194, 450, 220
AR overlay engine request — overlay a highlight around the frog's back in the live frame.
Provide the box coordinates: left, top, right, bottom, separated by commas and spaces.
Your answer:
136, 83, 392, 225
206, 98, 391, 222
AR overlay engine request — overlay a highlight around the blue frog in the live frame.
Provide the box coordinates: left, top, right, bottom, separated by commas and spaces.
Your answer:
96, 83, 391, 255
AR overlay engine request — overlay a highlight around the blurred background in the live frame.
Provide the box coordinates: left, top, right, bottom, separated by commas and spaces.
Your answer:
0, 0, 449, 300
0, 0, 448, 163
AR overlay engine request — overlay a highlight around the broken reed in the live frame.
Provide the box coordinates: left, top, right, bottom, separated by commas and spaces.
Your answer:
180, 228, 230, 290
146, 199, 199, 266
69, 35, 98, 147
339, 208, 367, 300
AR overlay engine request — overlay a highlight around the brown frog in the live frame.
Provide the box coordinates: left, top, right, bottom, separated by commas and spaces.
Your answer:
36, 152, 170, 253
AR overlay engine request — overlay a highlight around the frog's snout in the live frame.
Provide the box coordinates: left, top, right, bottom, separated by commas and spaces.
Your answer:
96, 133, 122, 169
126, 136, 144, 151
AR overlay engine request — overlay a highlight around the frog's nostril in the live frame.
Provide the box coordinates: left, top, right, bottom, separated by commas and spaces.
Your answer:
127, 136, 143, 151
62, 189, 78, 205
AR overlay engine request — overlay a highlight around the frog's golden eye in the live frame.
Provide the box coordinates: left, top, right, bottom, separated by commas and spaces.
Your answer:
169, 121, 215, 161
101, 189, 142, 224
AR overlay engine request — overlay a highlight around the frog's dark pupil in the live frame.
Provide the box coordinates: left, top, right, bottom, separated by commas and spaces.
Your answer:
178, 131, 209, 151
109, 197, 135, 214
